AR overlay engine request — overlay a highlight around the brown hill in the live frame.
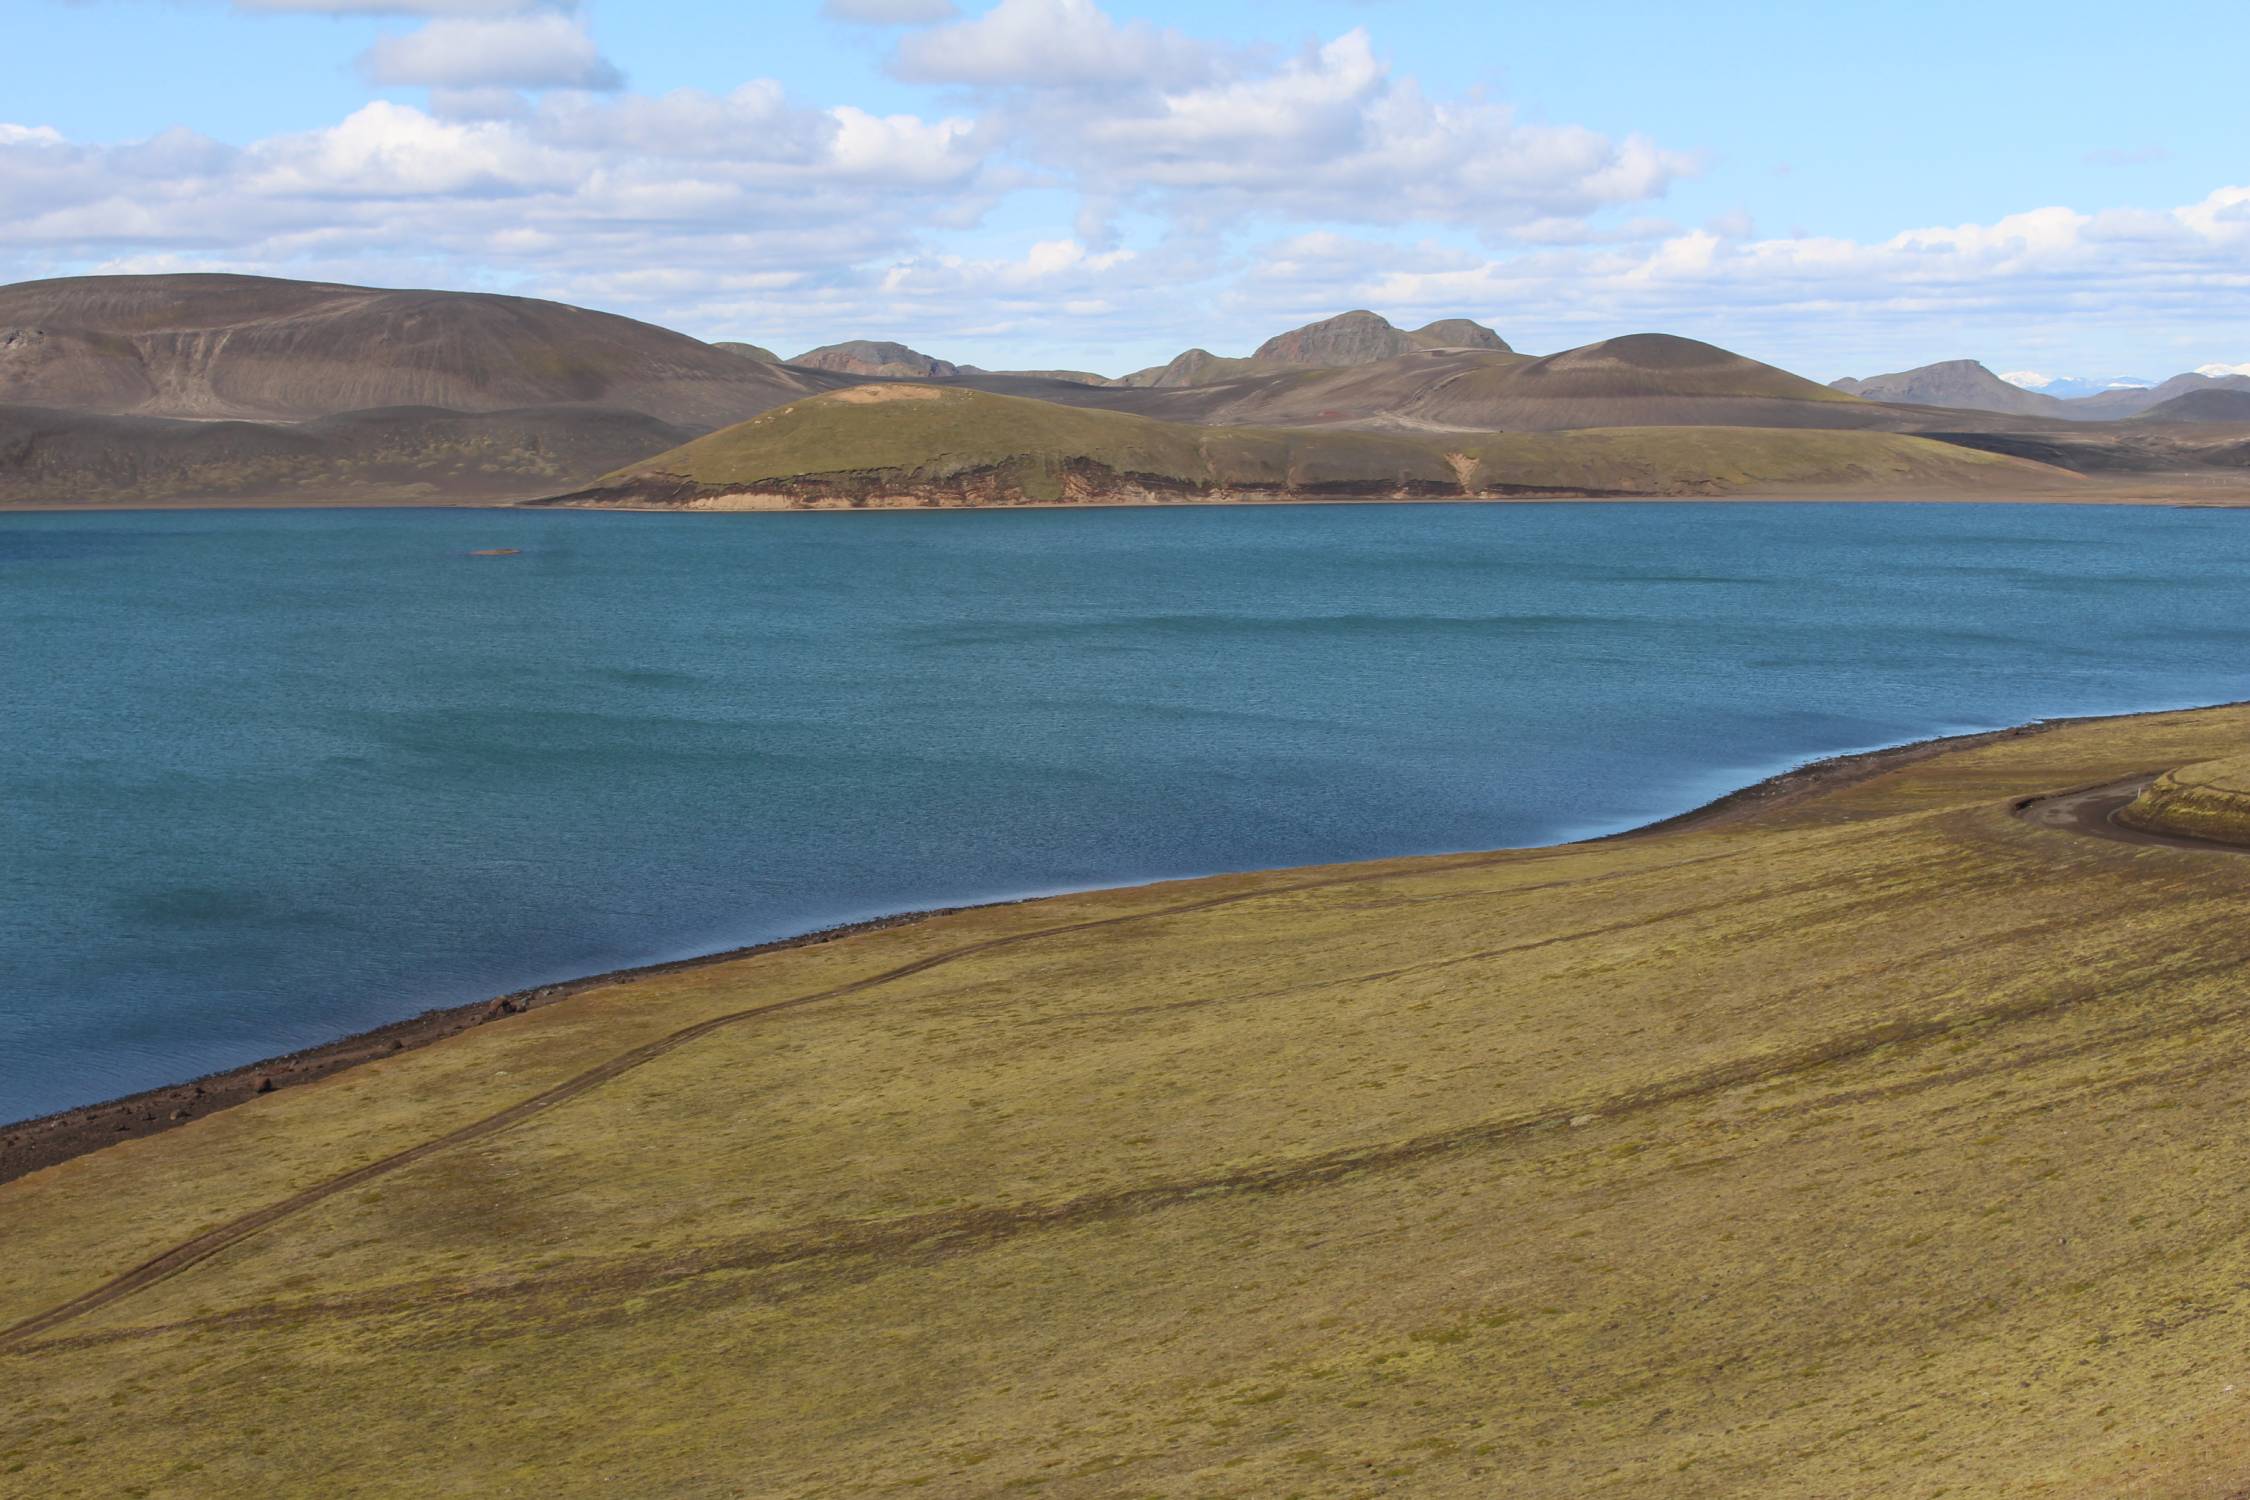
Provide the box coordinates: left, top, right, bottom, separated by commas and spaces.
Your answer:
2069, 371, 2250, 418
0, 274, 832, 428
1106, 335, 1890, 433
1829, 359, 2068, 418
2134, 389, 2250, 424
789, 340, 959, 379
1117, 311, 1511, 389
1111, 348, 1265, 389
1252, 309, 1511, 365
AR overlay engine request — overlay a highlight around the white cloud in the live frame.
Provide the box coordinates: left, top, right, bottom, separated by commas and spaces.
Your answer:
2198, 361, 2250, 377
359, 14, 622, 91
0, 89, 996, 345
1334, 183, 2250, 375
826, 107, 983, 183
898, 18, 1695, 234
244, 101, 571, 196
895, 0, 1210, 88
12, 0, 2249, 377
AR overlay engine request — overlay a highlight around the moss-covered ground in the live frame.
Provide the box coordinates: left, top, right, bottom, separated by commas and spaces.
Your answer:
602, 385, 2055, 502
6, 706, 2250, 1497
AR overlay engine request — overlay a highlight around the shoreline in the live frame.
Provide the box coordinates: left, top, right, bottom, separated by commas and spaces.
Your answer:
6, 699, 2229, 1186
4, 484, 2248, 515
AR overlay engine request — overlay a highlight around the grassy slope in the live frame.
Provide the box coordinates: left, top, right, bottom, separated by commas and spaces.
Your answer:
8, 707, 2250, 1495
2119, 753, 2250, 844
0, 404, 699, 504
597, 385, 2055, 501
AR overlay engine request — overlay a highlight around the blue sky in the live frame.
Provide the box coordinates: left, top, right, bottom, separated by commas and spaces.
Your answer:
7, 0, 2247, 380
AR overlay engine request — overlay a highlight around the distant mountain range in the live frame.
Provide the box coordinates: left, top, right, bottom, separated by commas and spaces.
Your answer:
1830, 358, 2250, 421
1998, 372, 2154, 400
3, 271, 2245, 505
789, 340, 961, 379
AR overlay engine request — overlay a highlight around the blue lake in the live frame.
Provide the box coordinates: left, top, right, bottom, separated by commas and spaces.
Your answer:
3, 502, 2247, 1120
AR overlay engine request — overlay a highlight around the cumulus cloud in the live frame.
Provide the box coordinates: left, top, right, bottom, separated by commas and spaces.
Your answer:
359, 14, 623, 91
899, 17, 1695, 234
0, 87, 989, 350
2198, 361, 2250, 377
1331, 183, 2250, 374
14, 0, 2248, 376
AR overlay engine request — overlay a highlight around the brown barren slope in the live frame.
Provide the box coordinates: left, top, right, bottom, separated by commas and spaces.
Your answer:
7, 705, 2250, 1496
1099, 334, 1900, 433
0, 273, 834, 428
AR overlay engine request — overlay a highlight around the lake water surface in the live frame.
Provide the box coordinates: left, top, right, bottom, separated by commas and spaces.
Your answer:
4, 502, 2246, 1119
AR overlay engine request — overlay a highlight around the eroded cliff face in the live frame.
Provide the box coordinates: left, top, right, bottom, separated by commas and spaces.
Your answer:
532, 458, 1636, 511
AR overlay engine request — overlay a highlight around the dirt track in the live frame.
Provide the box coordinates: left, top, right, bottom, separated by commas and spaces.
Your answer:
2014, 773, 2250, 854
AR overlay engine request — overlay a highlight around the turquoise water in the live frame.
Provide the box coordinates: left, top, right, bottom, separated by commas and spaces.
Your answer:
3, 502, 2246, 1120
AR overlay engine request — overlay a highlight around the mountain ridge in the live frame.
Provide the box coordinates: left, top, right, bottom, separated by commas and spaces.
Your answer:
0, 273, 830, 429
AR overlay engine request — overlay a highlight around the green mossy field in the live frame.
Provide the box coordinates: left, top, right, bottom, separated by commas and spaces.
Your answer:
579, 384, 2058, 506
6, 706, 2250, 1496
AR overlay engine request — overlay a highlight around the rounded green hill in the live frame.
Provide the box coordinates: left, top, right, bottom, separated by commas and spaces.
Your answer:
555, 383, 2062, 509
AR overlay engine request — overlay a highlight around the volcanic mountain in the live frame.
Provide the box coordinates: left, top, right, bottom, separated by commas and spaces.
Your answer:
2067, 370, 2250, 419
788, 340, 960, 379
1828, 360, 2068, 418
1117, 310, 1511, 388
0, 274, 830, 429
1828, 360, 2250, 422
2133, 388, 2250, 424
1079, 334, 1893, 434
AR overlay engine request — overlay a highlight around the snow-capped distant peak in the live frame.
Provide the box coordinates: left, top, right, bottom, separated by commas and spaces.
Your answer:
1996, 371, 2155, 399
2196, 362, 2250, 378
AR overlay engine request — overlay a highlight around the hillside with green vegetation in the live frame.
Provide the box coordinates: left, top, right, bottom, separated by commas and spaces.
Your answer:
0, 402, 699, 505
6, 704, 2250, 1496
546, 383, 2069, 508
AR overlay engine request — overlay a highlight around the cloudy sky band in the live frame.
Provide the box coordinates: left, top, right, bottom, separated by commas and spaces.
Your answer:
4, 0, 2244, 378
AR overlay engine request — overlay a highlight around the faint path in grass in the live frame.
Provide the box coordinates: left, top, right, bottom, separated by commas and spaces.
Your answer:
0, 840, 1733, 1353
2014, 773, 2250, 854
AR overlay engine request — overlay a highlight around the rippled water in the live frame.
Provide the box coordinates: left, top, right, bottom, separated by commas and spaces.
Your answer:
4, 501, 2246, 1119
